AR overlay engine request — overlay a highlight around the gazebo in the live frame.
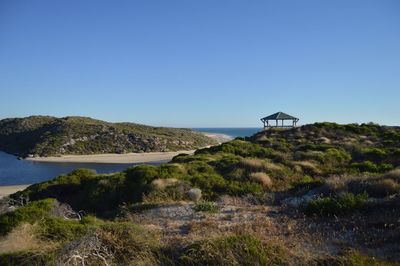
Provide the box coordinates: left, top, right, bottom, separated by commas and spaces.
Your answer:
261, 112, 299, 129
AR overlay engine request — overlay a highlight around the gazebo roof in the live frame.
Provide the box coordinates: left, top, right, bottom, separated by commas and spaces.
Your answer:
261, 112, 298, 121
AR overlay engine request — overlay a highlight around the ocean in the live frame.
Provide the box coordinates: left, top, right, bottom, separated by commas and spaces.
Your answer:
0, 128, 262, 185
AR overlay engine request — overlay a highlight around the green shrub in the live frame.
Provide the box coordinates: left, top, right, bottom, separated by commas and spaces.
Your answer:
324, 148, 352, 164
297, 143, 334, 152
290, 176, 324, 195
356, 148, 387, 162
305, 192, 368, 216
0, 199, 55, 236
16, 170, 126, 217
0, 251, 55, 266
184, 173, 226, 199
144, 181, 191, 203
351, 161, 393, 173
36, 216, 98, 241
225, 181, 265, 198
199, 140, 277, 159
193, 201, 218, 213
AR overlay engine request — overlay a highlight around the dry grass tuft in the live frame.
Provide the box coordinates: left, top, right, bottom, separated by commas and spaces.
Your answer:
293, 160, 321, 175
367, 179, 399, 197
323, 175, 400, 198
240, 158, 282, 174
0, 223, 45, 254
151, 178, 178, 190
384, 168, 400, 181
264, 161, 283, 172
240, 158, 266, 171
323, 175, 365, 193
317, 137, 331, 144
249, 172, 273, 189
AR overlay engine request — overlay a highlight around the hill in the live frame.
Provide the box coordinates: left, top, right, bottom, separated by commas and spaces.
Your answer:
1, 122, 400, 265
0, 116, 217, 157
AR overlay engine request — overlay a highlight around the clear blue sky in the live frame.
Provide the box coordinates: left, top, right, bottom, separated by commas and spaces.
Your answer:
0, 0, 399, 127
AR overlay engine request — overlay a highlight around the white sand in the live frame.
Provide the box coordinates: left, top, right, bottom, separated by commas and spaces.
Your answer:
25, 150, 196, 164
0, 185, 30, 199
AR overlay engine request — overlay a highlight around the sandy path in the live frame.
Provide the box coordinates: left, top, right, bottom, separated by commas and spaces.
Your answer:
25, 150, 195, 164
0, 185, 30, 199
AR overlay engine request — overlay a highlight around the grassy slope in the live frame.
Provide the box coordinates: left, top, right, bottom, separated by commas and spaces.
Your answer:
0, 116, 217, 157
1, 122, 400, 265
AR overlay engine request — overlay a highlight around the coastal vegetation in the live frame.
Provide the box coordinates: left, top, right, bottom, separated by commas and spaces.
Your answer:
1, 122, 399, 265
0, 116, 217, 157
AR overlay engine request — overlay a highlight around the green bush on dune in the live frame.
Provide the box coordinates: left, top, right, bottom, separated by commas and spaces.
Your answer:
305, 192, 369, 216
0, 199, 55, 236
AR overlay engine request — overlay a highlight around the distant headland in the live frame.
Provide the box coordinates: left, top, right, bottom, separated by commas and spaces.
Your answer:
0, 116, 219, 159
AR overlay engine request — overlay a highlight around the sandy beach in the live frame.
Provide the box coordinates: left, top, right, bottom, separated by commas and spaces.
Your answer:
25, 150, 196, 164
203, 133, 233, 143
0, 185, 30, 199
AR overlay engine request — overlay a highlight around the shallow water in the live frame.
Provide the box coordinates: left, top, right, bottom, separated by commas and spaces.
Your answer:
0, 151, 161, 186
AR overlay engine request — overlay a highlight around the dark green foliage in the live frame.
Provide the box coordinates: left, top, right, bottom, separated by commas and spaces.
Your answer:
324, 148, 352, 165
179, 234, 287, 265
0, 252, 55, 266
354, 147, 388, 163
144, 181, 191, 203
123, 164, 185, 202
36, 215, 98, 241
0, 197, 99, 241
0, 199, 55, 236
197, 139, 278, 159
305, 192, 368, 216
15, 169, 125, 217
290, 176, 324, 196
351, 161, 393, 173
193, 201, 218, 213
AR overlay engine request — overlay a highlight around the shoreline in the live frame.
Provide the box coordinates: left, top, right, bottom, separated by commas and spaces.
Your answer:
0, 184, 30, 199
25, 150, 196, 164
202, 132, 233, 143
